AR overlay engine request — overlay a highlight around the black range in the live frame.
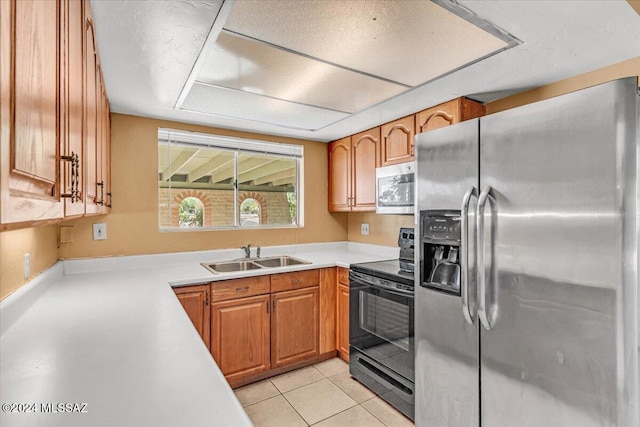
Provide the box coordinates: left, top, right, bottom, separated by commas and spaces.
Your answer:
348, 256, 415, 421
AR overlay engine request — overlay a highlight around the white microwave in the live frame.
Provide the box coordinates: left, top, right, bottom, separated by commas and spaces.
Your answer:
375, 162, 415, 214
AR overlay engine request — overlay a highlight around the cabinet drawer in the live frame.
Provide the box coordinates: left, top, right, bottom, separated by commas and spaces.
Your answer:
211, 276, 270, 302
337, 267, 349, 286
271, 269, 320, 293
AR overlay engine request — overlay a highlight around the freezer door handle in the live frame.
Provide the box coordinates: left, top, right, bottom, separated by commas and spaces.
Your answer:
477, 185, 496, 330
460, 185, 478, 325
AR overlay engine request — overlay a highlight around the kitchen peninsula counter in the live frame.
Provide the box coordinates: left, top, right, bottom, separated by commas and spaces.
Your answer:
0, 242, 395, 427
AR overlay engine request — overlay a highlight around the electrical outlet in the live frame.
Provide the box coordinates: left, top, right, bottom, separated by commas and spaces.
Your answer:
361, 223, 370, 236
24, 253, 30, 278
93, 223, 107, 240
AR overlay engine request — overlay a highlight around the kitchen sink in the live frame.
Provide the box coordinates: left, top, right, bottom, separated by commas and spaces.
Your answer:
253, 256, 311, 268
201, 255, 311, 274
201, 260, 263, 274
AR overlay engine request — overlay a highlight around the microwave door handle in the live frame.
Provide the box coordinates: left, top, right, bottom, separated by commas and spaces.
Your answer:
461, 186, 478, 325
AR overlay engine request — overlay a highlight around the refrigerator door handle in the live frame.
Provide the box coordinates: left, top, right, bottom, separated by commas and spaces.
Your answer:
460, 185, 478, 325
477, 185, 496, 330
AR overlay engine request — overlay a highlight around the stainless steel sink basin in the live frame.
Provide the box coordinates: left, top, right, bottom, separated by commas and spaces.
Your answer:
202, 255, 311, 274
253, 256, 311, 268
201, 260, 263, 274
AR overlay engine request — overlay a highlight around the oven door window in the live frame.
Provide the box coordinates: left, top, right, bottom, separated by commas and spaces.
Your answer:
377, 174, 414, 207
360, 291, 410, 351
350, 282, 414, 380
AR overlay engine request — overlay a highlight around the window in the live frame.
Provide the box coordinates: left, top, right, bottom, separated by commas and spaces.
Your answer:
158, 128, 303, 230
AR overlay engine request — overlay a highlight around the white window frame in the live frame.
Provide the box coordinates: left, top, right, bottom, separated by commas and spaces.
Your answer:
158, 128, 304, 231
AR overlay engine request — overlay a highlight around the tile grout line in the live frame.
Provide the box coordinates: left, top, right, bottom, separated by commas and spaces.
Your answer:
238, 360, 389, 426
278, 385, 311, 426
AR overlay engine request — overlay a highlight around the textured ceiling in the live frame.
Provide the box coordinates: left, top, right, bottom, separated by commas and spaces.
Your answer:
178, 0, 514, 131
91, 0, 640, 142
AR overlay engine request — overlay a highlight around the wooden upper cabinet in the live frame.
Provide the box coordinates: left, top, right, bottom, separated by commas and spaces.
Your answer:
416, 98, 486, 135
101, 83, 111, 212
380, 115, 415, 167
61, 0, 85, 217
351, 127, 379, 211
328, 129, 378, 213
271, 287, 319, 369
174, 285, 211, 351
0, 0, 63, 226
328, 137, 351, 212
211, 294, 271, 386
83, 3, 98, 214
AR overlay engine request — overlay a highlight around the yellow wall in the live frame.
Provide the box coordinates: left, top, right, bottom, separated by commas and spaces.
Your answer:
347, 212, 414, 246
58, 114, 348, 259
0, 225, 58, 299
487, 57, 640, 114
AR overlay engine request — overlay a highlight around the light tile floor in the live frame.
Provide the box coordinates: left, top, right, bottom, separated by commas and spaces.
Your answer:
234, 358, 414, 427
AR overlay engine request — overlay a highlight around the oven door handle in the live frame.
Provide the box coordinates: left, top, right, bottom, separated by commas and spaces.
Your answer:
349, 274, 414, 298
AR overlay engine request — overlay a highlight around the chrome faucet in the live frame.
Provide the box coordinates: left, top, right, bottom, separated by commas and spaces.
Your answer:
241, 244, 251, 259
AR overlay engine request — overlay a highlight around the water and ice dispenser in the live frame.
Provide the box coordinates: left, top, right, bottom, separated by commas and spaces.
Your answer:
420, 211, 462, 295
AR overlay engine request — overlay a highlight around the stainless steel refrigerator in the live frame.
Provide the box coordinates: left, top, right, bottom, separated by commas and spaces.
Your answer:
414, 77, 638, 427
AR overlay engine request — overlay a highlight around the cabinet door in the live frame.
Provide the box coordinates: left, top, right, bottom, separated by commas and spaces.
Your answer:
336, 283, 350, 362
351, 127, 379, 211
211, 294, 271, 384
328, 137, 351, 212
415, 99, 460, 134
96, 69, 108, 213
271, 287, 319, 368
61, 0, 85, 217
416, 98, 486, 135
83, 2, 100, 215
0, 0, 63, 225
174, 285, 211, 351
380, 115, 415, 166
102, 89, 111, 212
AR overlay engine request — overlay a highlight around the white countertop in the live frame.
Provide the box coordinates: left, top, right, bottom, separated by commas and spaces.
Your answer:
0, 242, 396, 427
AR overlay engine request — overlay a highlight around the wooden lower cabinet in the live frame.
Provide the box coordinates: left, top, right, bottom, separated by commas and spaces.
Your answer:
336, 284, 350, 362
174, 269, 338, 387
211, 294, 271, 384
271, 287, 320, 368
174, 285, 211, 351
336, 267, 350, 362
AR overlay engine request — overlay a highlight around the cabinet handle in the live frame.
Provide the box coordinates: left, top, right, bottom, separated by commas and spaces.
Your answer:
340, 275, 347, 282
266, 301, 269, 314
61, 152, 80, 202
106, 192, 112, 208
291, 278, 302, 285
96, 181, 104, 205
272, 300, 276, 312
235, 286, 250, 292
205, 290, 209, 306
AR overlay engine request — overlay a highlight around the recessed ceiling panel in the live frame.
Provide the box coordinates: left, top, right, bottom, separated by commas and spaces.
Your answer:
224, 0, 512, 87
180, 82, 350, 130
197, 31, 409, 113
